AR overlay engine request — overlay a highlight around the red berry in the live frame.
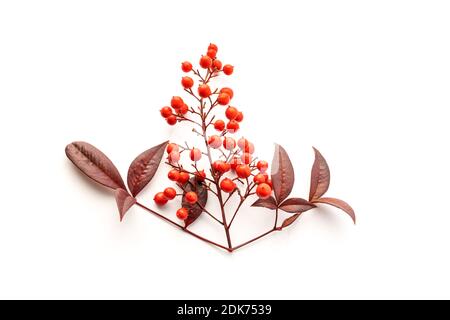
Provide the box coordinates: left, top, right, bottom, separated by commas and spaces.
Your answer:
256, 183, 272, 199
213, 161, 230, 173
236, 165, 251, 179
178, 103, 189, 115
253, 173, 267, 184
241, 152, 252, 164
208, 43, 218, 52
223, 64, 234, 75
164, 187, 177, 200
220, 178, 236, 193
257, 160, 269, 173
160, 106, 172, 118
213, 59, 222, 70
237, 138, 249, 149
198, 84, 211, 98
177, 171, 190, 184
214, 120, 225, 131
166, 115, 177, 126
190, 148, 202, 162
181, 76, 194, 89
235, 111, 244, 122
168, 151, 180, 163
226, 120, 240, 133
229, 157, 241, 171
181, 61, 192, 72
225, 106, 238, 120
199, 55, 212, 69
185, 191, 198, 204
220, 87, 234, 99
176, 207, 189, 220
166, 143, 179, 154
208, 135, 222, 149
217, 93, 230, 105
195, 170, 206, 182
223, 137, 236, 150
266, 179, 273, 188
207, 48, 217, 59
244, 142, 255, 154
154, 192, 168, 205
168, 169, 180, 181
171, 96, 184, 109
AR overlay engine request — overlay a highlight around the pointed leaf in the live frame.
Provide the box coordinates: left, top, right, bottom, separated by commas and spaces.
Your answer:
309, 147, 330, 201
313, 197, 356, 224
127, 141, 168, 197
279, 198, 316, 213
251, 196, 277, 210
182, 178, 208, 227
115, 188, 136, 221
281, 214, 301, 229
65, 141, 126, 190
271, 144, 295, 204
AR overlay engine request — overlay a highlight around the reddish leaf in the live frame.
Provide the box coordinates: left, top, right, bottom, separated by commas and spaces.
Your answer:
182, 178, 208, 227
313, 197, 356, 224
281, 214, 301, 229
65, 141, 126, 190
251, 196, 277, 210
309, 147, 330, 201
271, 144, 295, 204
127, 141, 168, 197
279, 198, 316, 213
115, 188, 136, 221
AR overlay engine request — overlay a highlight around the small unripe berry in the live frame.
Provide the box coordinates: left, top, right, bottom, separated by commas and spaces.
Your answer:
185, 191, 198, 204
199, 55, 212, 69
181, 61, 192, 72
176, 207, 189, 220
236, 165, 251, 179
171, 96, 184, 109
225, 106, 238, 120
168, 151, 180, 163
195, 170, 206, 182
208, 43, 218, 52
166, 143, 179, 154
220, 178, 236, 193
214, 119, 225, 131
198, 84, 211, 98
229, 157, 241, 171
190, 148, 202, 162
223, 64, 234, 75
226, 120, 240, 133
220, 87, 234, 99
177, 171, 190, 184
235, 111, 244, 122
154, 192, 168, 205
166, 115, 177, 126
178, 103, 189, 115
223, 137, 236, 150
256, 183, 272, 199
253, 173, 267, 184
208, 135, 222, 149
241, 152, 252, 164
160, 106, 172, 118
207, 48, 217, 59
257, 160, 269, 173
168, 169, 180, 181
181, 76, 194, 89
163, 187, 177, 200
213, 59, 222, 70
217, 93, 230, 105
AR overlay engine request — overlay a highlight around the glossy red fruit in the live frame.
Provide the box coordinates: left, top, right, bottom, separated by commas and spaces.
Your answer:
163, 187, 177, 200
171, 96, 184, 109
168, 169, 180, 181
213, 59, 222, 70
208, 135, 222, 149
214, 120, 225, 131
190, 148, 202, 161
225, 106, 238, 120
229, 157, 241, 171
176, 207, 189, 220
223, 64, 234, 75
217, 93, 230, 105
177, 171, 190, 184
226, 120, 240, 133
168, 151, 180, 163
160, 106, 172, 118
257, 160, 269, 173
166, 143, 179, 154
253, 173, 267, 184
213, 161, 230, 173
236, 165, 251, 179
195, 170, 206, 182
235, 111, 244, 122
220, 87, 234, 99
241, 152, 252, 164
178, 103, 189, 115
181, 61, 193, 72
207, 48, 217, 59
220, 178, 236, 193
185, 191, 198, 204
154, 192, 168, 205
208, 43, 218, 52
256, 183, 272, 199
198, 84, 211, 98
181, 76, 194, 89
199, 55, 212, 69
223, 137, 236, 150
166, 115, 177, 126
244, 142, 255, 154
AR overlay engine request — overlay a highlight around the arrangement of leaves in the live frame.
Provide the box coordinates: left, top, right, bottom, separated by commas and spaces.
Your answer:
66, 44, 354, 252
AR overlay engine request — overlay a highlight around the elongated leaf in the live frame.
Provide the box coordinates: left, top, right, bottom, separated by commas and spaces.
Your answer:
271, 144, 295, 204
279, 198, 316, 213
281, 214, 301, 229
65, 141, 126, 190
127, 141, 168, 197
309, 147, 330, 201
182, 178, 208, 227
313, 197, 356, 224
115, 188, 136, 221
251, 196, 277, 210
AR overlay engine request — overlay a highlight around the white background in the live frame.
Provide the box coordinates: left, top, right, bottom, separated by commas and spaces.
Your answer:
1, 0, 449, 300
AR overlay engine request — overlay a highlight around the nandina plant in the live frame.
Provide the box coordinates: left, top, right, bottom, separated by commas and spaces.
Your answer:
65, 43, 355, 252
